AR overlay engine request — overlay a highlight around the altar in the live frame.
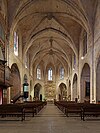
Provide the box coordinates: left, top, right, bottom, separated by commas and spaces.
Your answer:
44, 82, 56, 101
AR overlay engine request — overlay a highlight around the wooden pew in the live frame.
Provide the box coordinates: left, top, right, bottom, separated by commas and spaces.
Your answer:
55, 101, 100, 121
23, 101, 47, 115
64, 103, 83, 118
0, 104, 25, 121
82, 104, 100, 121
0, 101, 47, 121
55, 101, 88, 119
55, 101, 76, 113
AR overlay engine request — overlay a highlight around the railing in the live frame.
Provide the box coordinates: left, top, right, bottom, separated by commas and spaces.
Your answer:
11, 91, 24, 103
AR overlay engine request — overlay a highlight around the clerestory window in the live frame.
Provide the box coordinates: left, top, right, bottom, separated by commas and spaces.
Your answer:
14, 32, 18, 56
37, 66, 41, 79
48, 68, 52, 81
60, 67, 64, 79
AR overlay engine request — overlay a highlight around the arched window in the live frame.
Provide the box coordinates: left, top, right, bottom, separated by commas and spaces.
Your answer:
0, 23, 5, 41
60, 67, 64, 79
25, 54, 28, 68
37, 66, 41, 79
0, 44, 4, 60
74, 54, 76, 66
73, 54, 76, 70
0, 24, 5, 61
48, 68, 52, 81
14, 32, 18, 56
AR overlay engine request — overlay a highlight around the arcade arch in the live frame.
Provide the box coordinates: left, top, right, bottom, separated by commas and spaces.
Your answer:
34, 83, 42, 100
10, 63, 21, 99
80, 63, 90, 102
96, 56, 100, 102
58, 83, 67, 101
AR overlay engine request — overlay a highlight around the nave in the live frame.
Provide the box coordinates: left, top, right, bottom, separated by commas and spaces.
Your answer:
0, 103, 100, 133
0, 0, 100, 104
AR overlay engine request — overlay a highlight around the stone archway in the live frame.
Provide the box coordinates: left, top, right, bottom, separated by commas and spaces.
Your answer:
72, 74, 77, 101
10, 63, 21, 99
34, 83, 42, 100
96, 57, 100, 102
81, 63, 90, 102
59, 83, 67, 101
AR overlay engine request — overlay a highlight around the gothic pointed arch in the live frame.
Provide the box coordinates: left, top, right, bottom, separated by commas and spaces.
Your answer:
34, 83, 42, 100
59, 83, 67, 101
10, 63, 21, 99
80, 63, 90, 103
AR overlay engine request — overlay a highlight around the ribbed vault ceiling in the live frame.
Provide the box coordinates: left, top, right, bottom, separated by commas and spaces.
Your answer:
7, 0, 97, 73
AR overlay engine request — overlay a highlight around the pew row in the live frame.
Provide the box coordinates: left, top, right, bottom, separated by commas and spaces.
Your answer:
0, 104, 25, 121
0, 101, 47, 121
54, 101, 100, 121
82, 104, 100, 121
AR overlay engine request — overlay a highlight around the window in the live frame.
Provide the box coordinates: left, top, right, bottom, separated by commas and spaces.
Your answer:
14, 32, 18, 56
74, 54, 76, 66
37, 66, 41, 79
83, 31, 87, 56
73, 54, 76, 70
0, 24, 5, 41
25, 54, 28, 68
0, 43, 4, 60
48, 68, 52, 80
60, 67, 64, 79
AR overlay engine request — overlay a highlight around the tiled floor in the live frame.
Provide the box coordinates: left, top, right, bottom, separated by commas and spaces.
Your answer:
0, 103, 100, 133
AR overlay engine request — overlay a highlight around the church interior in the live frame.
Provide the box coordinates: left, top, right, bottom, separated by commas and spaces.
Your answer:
0, 0, 100, 132
0, 0, 100, 104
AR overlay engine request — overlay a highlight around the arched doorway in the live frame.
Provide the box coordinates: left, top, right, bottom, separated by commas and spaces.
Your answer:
59, 83, 67, 101
10, 63, 21, 99
96, 57, 100, 102
72, 74, 77, 101
34, 83, 42, 100
81, 63, 90, 102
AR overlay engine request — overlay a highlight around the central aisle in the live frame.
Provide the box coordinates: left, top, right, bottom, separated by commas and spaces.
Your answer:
0, 103, 100, 133
28, 103, 100, 133
37, 102, 65, 117
31, 103, 69, 133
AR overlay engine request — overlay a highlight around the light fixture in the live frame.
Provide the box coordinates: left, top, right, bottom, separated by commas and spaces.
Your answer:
73, 68, 75, 71
25, 65, 27, 68
81, 56, 84, 60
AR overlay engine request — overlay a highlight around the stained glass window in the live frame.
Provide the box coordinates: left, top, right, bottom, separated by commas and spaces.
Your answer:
48, 68, 52, 80
14, 32, 18, 56
60, 67, 64, 79
37, 66, 41, 79
25, 54, 28, 68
